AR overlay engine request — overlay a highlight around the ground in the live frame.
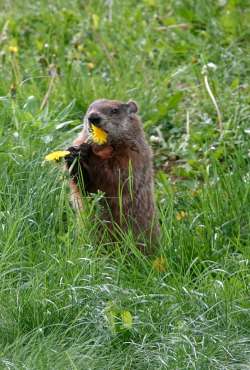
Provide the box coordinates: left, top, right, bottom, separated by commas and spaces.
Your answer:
0, 0, 250, 369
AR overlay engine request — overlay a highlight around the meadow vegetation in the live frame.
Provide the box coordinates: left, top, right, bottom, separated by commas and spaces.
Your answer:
0, 0, 250, 368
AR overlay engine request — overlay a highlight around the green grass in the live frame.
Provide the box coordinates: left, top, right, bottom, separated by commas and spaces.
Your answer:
0, 0, 250, 368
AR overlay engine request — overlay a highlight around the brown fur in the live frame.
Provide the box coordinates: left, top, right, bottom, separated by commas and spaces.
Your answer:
66, 99, 159, 251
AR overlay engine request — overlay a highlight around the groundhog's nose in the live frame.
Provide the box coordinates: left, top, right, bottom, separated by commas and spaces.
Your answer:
88, 112, 101, 126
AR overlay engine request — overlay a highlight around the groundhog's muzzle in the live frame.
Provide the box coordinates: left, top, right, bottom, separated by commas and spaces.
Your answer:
88, 112, 102, 126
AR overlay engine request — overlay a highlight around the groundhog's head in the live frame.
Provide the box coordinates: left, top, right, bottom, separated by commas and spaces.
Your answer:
84, 99, 140, 144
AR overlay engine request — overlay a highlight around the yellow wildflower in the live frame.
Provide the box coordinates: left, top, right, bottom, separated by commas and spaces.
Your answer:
153, 256, 167, 272
87, 62, 95, 70
77, 44, 84, 52
190, 188, 200, 197
9, 45, 18, 54
91, 125, 108, 145
45, 150, 70, 161
121, 310, 133, 329
176, 211, 187, 221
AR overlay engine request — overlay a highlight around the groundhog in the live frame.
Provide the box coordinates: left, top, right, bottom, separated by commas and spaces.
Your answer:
65, 99, 158, 252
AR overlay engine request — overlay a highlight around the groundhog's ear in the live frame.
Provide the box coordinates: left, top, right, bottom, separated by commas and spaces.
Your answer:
126, 100, 138, 114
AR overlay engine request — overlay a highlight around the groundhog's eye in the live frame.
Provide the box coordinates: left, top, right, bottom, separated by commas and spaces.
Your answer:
110, 108, 119, 114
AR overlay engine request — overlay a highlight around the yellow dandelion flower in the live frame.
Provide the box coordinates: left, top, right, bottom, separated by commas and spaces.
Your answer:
45, 150, 70, 161
190, 190, 197, 197
176, 211, 187, 221
77, 44, 84, 52
91, 125, 108, 145
190, 189, 200, 197
121, 310, 133, 329
9, 45, 18, 54
153, 256, 167, 272
87, 62, 95, 70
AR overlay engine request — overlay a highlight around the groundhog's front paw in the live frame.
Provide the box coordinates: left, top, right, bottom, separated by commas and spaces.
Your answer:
64, 146, 80, 171
65, 144, 91, 179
